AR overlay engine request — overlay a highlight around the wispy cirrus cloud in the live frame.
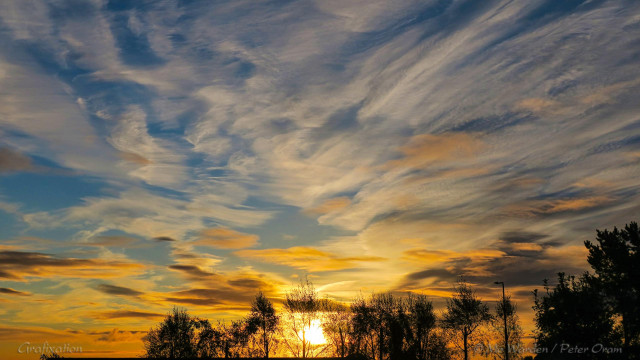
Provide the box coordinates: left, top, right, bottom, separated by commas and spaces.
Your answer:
1, 0, 640, 353
195, 227, 259, 249
235, 246, 386, 272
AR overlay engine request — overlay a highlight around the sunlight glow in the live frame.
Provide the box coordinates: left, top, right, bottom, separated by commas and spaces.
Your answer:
299, 319, 327, 345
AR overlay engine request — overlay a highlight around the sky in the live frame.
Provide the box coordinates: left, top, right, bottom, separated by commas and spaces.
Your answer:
1, 0, 640, 358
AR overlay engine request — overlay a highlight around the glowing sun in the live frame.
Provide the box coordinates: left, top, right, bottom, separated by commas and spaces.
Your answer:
300, 319, 327, 345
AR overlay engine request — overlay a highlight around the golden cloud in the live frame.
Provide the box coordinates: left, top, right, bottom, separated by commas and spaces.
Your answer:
385, 133, 484, 170
235, 246, 386, 272
0, 250, 145, 280
119, 151, 153, 165
581, 79, 640, 106
515, 97, 561, 113
195, 227, 259, 249
159, 266, 284, 312
0, 326, 80, 341
546, 196, 613, 212
402, 248, 505, 264
628, 151, 640, 159
508, 242, 544, 252
503, 196, 614, 217
542, 245, 589, 268
93, 310, 163, 320
304, 197, 351, 215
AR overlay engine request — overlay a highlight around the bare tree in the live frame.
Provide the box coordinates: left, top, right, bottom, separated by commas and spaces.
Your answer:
442, 280, 492, 360
322, 300, 352, 358
281, 278, 327, 358
490, 294, 523, 360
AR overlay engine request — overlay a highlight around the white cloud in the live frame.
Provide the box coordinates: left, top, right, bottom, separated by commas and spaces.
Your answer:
108, 106, 188, 188
23, 186, 273, 240
0, 59, 121, 176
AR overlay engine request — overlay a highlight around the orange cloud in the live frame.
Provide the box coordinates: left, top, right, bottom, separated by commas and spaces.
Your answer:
235, 246, 385, 272
195, 227, 259, 249
162, 279, 281, 310
542, 245, 589, 268
0, 147, 34, 173
0, 326, 146, 360
386, 133, 484, 170
581, 79, 640, 106
628, 151, 640, 159
572, 177, 613, 189
503, 196, 614, 217
93, 310, 163, 320
402, 248, 505, 264
0, 326, 80, 341
0, 250, 145, 280
516, 97, 561, 113
304, 197, 351, 215
119, 151, 153, 165
508, 242, 543, 252
546, 196, 613, 212
407, 288, 455, 299
160, 266, 284, 312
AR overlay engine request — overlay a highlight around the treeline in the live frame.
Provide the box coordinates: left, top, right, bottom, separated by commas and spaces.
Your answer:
143, 281, 516, 360
532, 222, 639, 359
137, 221, 638, 360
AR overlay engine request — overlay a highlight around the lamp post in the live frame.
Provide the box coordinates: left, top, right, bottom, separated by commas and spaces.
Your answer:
494, 281, 508, 360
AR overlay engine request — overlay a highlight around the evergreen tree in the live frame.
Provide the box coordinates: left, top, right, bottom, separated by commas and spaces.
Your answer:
533, 273, 618, 360
585, 222, 640, 356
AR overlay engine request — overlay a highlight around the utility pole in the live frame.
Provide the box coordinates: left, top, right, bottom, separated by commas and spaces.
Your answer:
494, 281, 508, 360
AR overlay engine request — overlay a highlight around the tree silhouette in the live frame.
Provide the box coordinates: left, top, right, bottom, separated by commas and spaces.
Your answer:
351, 292, 405, 360
488, 294, 523, 360
322, 300, 352, 358
219, 319, 256, 358
40, 352, 63, 360
247, 292, 280, 358
442, 280, 492, 360
348, 292, 449, 360
281, 279, 326, 358
194, 320, 225, 358
144, 307, 211, 358
585, 222, 640, 356
533, 273, 618, 360
350, 294, 376, 358
405, 293, 451, 360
